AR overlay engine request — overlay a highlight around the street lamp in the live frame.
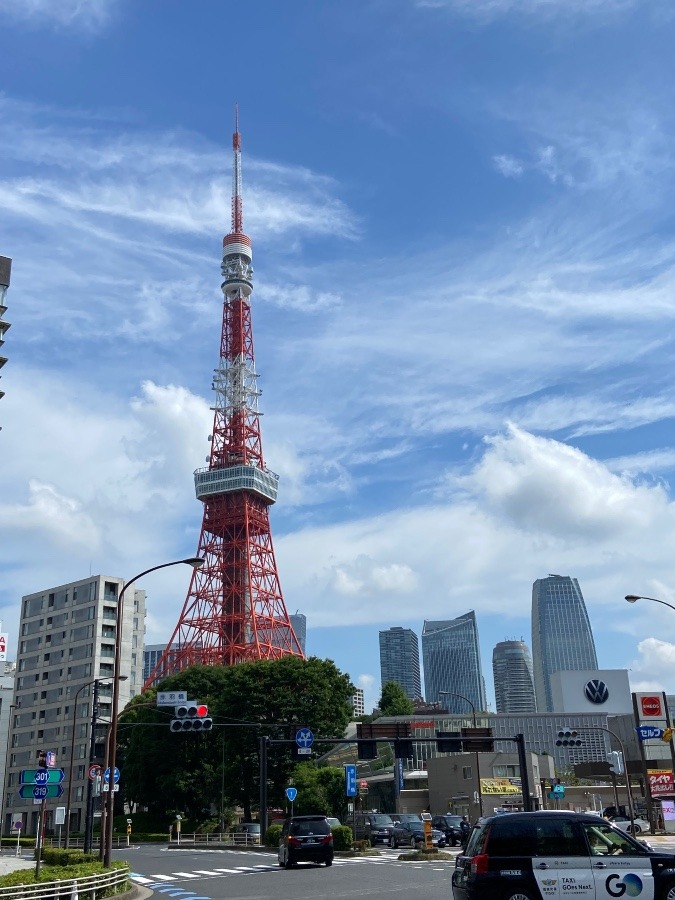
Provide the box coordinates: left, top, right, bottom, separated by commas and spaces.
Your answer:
572, 723, 635, 833
439, 691, 484, 817
101, 557, 204, 868
65, 676, 126, 848
626, 594, 675, 613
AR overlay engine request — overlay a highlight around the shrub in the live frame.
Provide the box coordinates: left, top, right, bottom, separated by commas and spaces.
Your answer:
354, 838, 370, 852
263, 824, 282, 847
0, 859, 128, 895
331, 825, 352, 851
39, 847, 97, 866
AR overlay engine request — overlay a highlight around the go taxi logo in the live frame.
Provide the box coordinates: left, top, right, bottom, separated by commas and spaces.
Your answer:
605, 874, 643, 897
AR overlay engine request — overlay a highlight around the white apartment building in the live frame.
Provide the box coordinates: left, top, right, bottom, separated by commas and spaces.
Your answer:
5, 575, 145, 836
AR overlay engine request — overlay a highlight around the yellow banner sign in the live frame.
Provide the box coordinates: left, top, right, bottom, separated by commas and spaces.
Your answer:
480, 778, 521, 795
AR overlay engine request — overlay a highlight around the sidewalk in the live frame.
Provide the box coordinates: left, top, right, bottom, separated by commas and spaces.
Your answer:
0, 852, 34, 876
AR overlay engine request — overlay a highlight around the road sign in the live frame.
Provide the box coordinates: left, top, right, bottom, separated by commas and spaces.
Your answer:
637, 725, 664, 741
285, 787, 298, 802
46, 751, 56, 768
102, 784, 120, 792
19, 784, 64, 800
295, 728, 314, 749
104, 767, 120, 784
13, 821, 21, 831
157, 691, 187, 706
20, 769, 65, 785
345, 764, 357, 797
88, 764, 102, 781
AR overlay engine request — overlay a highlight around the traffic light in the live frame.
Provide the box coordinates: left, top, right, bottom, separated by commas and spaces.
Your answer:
357, 740, 378, 760
436, 731, 462, 753
462, 727, 494, 752
556, 728, 582, 747
608, 751, 624, 774
394, 739, 414, 759
170, 702, 212, 733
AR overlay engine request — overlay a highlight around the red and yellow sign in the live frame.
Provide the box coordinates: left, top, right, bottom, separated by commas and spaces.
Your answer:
648, 770, 674, 796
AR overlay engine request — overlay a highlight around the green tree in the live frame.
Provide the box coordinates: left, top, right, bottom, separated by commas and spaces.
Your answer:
120, 658, 355, 823
378, 681, 414, 716
289, 763, 350, 820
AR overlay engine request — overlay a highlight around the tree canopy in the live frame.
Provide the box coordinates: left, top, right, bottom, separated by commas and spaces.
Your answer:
378, 681, 414, 716
118, 657, 355, 824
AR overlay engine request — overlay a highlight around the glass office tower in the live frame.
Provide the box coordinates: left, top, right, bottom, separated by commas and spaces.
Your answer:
379, 627, 421, 700
492, 640, 537, 713
531, 575, 598, 712
422, 612, 486, 713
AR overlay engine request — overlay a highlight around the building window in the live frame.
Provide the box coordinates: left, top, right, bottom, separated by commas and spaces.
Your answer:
493, 765, 520, 778
462, 766, 472, 779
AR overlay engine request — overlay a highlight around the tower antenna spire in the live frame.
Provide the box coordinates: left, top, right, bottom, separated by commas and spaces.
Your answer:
232, 103, 243, 234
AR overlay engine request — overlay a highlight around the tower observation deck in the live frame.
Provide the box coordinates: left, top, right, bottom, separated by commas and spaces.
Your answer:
144, 111, 303, 687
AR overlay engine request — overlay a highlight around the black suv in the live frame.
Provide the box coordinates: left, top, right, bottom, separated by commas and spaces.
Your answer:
453, 810, 675, 900
432, 814, 466, 847
277, 815, 334, 868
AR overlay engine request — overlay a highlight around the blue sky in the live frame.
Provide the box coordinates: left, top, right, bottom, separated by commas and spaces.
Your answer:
3, 0, 675, 713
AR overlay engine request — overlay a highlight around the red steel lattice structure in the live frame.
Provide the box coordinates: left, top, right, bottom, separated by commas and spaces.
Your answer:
145, 112, 303, 688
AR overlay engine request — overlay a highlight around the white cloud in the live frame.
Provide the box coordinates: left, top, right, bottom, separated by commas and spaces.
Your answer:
0, 0, 118, 29
493, 154, 524, 178
629, 638, 675, 694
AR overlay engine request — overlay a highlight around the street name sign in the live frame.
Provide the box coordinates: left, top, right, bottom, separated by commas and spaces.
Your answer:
157, 691, 187, 706
20, 769, 65, 785
19, 784, 64, 800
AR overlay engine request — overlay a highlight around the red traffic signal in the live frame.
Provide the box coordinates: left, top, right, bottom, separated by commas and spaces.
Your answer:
170, 701, 213, 733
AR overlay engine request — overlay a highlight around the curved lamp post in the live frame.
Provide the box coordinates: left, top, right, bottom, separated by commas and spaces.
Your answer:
439, 691, 484, 817
626, 594, 675, 613
64, 676, 121, 848
101, 557, 203, 868
572, 723, 634, 833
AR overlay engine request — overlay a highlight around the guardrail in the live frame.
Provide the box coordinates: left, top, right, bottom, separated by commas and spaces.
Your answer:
0, 866, 129, 899
171, 831, 261, 846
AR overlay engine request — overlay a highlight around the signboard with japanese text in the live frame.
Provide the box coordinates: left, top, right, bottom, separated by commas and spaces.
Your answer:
648, 769, 674, 796
0, 633, 7, 661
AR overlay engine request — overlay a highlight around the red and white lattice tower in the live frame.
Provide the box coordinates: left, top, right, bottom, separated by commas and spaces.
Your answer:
145, 112, 303, 688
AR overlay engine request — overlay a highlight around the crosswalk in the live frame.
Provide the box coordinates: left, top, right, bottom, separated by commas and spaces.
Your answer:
130, 847, 458, 887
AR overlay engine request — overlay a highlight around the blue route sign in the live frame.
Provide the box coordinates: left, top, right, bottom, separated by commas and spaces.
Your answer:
19, 784, 64, 800
295, 728, 314, 749
20, 769, 65, 785
345, 764, 357, 797
637, 725, 664, 741
285, 787, 298, 802
104, 767, 120, 784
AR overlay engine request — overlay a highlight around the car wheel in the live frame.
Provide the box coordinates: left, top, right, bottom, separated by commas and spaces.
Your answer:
284, 855, 294, 870
325, 858, 333, 867
392, 837, 398, 849
410, 836, 417, 848
502, 891, 536, 900
631, 824, 642, 834
661, 878, 675, 900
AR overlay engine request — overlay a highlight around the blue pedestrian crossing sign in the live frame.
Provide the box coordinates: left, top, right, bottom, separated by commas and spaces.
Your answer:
285, 787, 298, 802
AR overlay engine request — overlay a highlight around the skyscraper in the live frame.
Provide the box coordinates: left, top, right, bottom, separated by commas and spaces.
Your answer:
531, 575, 598, 712
290, 613, 307, 655
422, 612, 486, 713
0, 256, 11, 422
379, 627, 421, 700
492, 640, 537, 714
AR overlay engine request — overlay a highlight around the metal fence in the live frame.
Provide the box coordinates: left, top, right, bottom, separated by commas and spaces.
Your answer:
0, 866, 129, 899
171, 830, 262, 846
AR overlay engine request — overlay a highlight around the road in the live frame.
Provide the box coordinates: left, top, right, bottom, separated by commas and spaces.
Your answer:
113, 843, 459, 900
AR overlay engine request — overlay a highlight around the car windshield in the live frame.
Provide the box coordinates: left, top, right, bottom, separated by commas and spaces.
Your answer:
372, 815, 394, 825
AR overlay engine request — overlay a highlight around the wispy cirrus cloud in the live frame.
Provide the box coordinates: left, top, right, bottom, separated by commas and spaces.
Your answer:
0, 0, 120, 30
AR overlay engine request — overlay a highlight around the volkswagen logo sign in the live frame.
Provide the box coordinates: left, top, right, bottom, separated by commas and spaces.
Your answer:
585, 679, 609, 704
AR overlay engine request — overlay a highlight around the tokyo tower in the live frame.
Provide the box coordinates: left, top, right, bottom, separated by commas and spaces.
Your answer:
145, 111, 303, 688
